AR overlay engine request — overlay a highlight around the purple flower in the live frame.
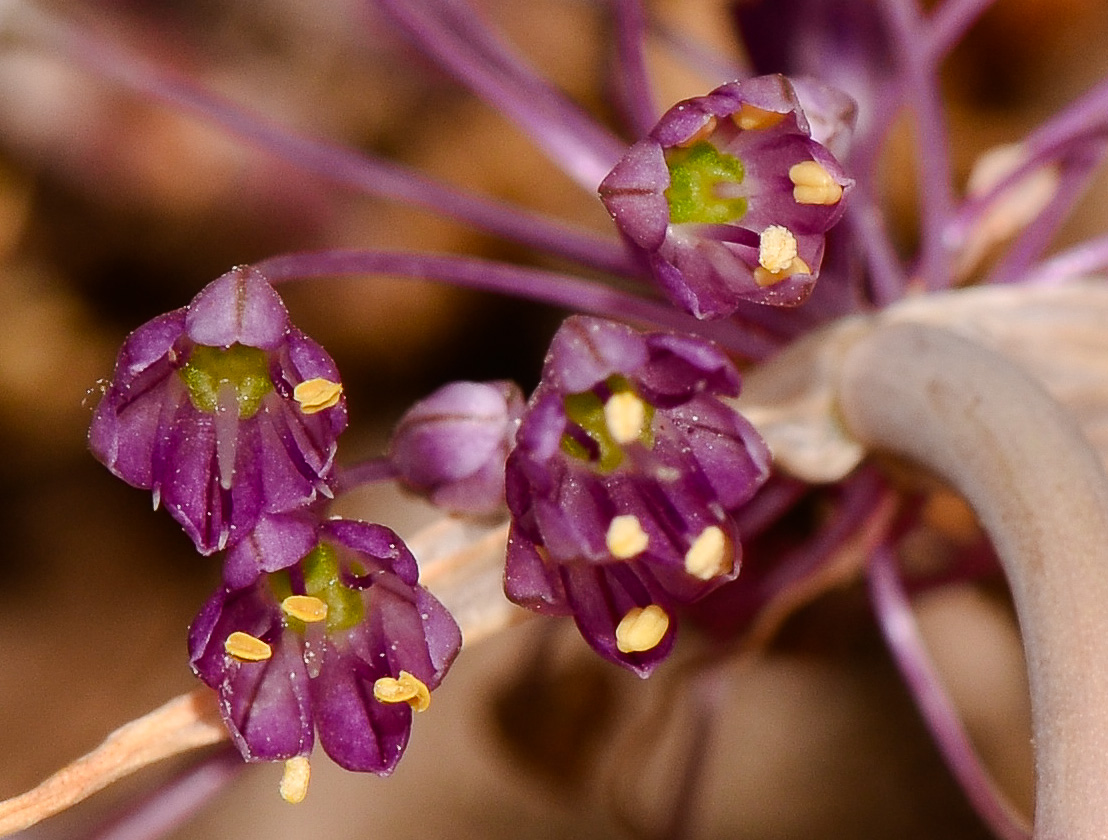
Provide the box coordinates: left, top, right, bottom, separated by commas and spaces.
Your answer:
188, 519, 461, 775
389, 380, 525, 515
89, 266, 347, 555
598, 75, 853, 319
504, 316, 770, 675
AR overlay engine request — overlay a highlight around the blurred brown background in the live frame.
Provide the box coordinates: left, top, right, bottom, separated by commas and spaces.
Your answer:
2, 0, 1107, 837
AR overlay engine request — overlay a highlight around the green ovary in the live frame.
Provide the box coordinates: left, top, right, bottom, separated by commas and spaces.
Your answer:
664, 142, 747, 225
560, 376, 655, 473
301, 543, 364, 633
179, 344, 274, 418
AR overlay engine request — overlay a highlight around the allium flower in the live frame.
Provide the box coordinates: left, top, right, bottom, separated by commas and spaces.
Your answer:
504, 316, 771, 675
89, 266, 347, 555
389, 380, 525, 515
598, 74, 853, 319
188, 518, 461, 777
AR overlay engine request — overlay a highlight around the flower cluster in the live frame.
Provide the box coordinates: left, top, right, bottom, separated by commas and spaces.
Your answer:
504, 316, 771, 675
89, 266, 347, 555
599, 75, 853, 319
90, 267, 461, 796
188, 519, 460, 776
63, 0, 1108, 833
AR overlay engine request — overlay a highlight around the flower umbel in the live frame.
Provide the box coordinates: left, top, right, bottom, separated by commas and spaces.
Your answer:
89, 266, 347, 555
504, 316, 771, 675
188, 519, 461, 776
599, 74, 853, 319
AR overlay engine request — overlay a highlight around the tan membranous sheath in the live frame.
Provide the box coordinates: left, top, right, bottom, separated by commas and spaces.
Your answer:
836, 322, 1108, 840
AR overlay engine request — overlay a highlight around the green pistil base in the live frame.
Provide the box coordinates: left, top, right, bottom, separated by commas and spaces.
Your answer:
271, 543, 364, 634
664, 141, 747, 225
560, 376, 655, 473
179, 344, 274, 418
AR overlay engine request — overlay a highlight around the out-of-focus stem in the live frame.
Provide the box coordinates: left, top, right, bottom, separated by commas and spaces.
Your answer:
0, 690, 226, 838
611, 0, 657, 138
838, 322, 1108, 839
372, 0, 625, 190
867, 545, 1032, 840
8, 1, 636, 276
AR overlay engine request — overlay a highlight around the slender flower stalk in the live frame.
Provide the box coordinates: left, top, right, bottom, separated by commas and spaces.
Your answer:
610, 0, 657, 138
982, 140, 1107, 285
8, 1, 636, 275
1023, 232, 1108, 285
371, 0, 626, 189
879, 0, 957, 291
925, 0, 1000, 59
253, 248, 780, 359
867, 545, 1032, 840
947, 75, 1108, 258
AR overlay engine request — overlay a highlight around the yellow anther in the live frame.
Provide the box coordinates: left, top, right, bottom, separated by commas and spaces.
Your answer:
754, 255, 811, 288
373, 670, 431, 713
758, 225, 799, 274
788, 160, 843, 205
684, 525, 732, 580
754, 224, 810, 287
604, 391, 647, 444
224, 631, 272, 662
281, 595, 329, 623
606, 514, 649, 559
615, 605, 670, 653
279, 756, 311, 804
293, 378, 343, 414
733, 104, 786, 131
676, 115, 718, 148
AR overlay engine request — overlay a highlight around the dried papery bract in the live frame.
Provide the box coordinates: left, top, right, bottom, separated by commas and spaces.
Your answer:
836, 322, 1108, 839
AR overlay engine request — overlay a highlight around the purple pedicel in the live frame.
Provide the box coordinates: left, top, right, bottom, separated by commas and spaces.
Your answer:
89, 266, 347, 556
504, 316, 770, 676
599, 75, 854, 319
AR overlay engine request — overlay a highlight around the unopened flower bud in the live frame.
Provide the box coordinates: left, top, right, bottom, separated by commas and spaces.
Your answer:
389, 380, 524, 515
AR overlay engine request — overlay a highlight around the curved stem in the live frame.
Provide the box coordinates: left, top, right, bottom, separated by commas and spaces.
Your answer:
837, 321, 1108, 839
253, 248, 780, 359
